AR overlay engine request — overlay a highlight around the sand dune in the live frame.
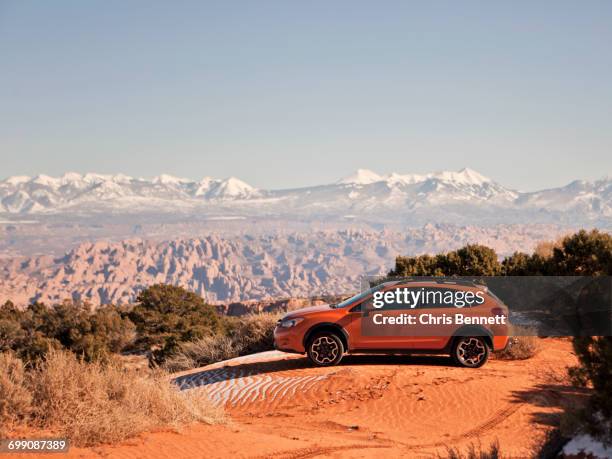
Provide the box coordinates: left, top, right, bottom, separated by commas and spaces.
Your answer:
173, 351, 335, 408
16, 339, 585, 458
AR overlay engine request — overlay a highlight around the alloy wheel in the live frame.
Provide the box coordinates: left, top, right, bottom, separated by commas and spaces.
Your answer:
457, 337, 487, 367
311, 336, 340, 364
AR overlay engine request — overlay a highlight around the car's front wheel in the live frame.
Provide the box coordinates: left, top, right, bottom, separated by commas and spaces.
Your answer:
452, 336, 489, 368
307, 332, 344, 366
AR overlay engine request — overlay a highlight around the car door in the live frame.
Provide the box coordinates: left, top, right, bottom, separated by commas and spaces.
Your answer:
357, 284, 460, 350
343, 286, 422, 350
407, 286, 469, 350
337, 295, 377, 350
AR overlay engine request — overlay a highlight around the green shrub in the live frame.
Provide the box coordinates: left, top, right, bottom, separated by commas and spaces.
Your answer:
0, 301, 135, 363
391, 229, 611, 277
569, 336, 612, 444
1, 285, 224, 366
550, 229, 612, 276
391, 244, 502, 277
128, 284, 224, 351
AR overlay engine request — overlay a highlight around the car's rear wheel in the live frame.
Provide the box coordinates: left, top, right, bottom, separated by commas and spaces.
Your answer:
307, 332, 344, 366
452, 336, 489, 368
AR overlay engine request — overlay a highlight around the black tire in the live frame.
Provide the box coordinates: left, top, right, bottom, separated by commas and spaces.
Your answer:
451, 336, 490, 368
306, 332, 344, 366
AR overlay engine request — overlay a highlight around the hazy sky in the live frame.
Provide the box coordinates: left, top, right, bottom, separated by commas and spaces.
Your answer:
1, 1, 611, 191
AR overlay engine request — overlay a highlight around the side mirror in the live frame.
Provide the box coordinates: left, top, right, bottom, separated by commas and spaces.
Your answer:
351, 301, 373, 317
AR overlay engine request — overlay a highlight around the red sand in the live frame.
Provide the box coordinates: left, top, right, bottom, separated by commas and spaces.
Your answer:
5, 339, 585, 458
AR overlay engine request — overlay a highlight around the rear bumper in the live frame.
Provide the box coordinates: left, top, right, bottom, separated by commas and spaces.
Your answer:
494, 335, 512, 352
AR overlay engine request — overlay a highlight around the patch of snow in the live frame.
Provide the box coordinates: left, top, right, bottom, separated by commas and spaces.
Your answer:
204, 216, 247, 221
383, 168, 492, 187
2, 176, 32, 186
206, 177, 258, 199
83, 173, 112, 184
111, 174, 134, 184
152, 174, 190, 185
386, 172, 425, 186
563, 434, 611, 458
59, 172, 83, 183
338, 169, 383, 185
193, 177, 215, 197
0, 219, 38, 224
431, 167, 492, 186
31, 174, 60, 187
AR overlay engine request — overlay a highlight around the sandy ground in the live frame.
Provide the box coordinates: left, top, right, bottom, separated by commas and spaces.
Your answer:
5, 339, 587, 459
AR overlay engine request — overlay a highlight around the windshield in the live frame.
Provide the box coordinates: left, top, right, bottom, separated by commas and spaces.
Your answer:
332, 284, 386, 309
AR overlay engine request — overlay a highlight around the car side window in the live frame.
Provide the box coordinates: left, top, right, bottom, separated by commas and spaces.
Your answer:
350, 296, 371, 312
365, 286, 482, 311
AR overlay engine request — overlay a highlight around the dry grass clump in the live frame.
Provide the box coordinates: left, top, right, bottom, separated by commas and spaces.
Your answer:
495, 326, 541, 361
0, 353, 33, 434
164, 313, 280, 372
0, 350, 222, 447
232, 313, 279, 355
163, 335, 237, 372
439, 440, 501, 459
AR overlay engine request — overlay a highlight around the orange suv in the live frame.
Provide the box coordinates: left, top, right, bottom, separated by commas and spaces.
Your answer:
274, 280, 510, 368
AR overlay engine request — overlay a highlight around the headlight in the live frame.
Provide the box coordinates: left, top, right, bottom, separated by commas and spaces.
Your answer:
279, 317, 304, 328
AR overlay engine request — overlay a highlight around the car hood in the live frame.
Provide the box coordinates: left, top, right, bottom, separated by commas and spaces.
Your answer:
282, 304, 332, 319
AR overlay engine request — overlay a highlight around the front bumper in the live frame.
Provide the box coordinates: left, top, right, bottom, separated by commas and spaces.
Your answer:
273, 325, 306, 353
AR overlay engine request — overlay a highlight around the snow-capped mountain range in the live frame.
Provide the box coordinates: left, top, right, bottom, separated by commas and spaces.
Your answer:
0, 173, 259, 213
1, 168, 610, 225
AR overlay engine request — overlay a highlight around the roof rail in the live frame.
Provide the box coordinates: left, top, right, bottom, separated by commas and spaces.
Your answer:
377, 276, 487, 288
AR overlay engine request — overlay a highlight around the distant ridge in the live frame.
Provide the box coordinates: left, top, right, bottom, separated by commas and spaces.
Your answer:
0, 225, 576, 306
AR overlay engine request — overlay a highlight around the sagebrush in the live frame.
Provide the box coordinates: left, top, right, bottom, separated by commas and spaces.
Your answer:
0, 350, 222, 446
439, 440, 500, 459
0, 353, 32, 434
495, 327, 540, 361
163, 313, 279, 372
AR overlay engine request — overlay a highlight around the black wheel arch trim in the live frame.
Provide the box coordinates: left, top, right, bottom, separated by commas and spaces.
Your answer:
448, 325, 494, 351
303, 322, 349, 351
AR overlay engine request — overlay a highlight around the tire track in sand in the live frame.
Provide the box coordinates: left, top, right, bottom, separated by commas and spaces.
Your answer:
250, 444, 391, 459
400, 402, 523, 451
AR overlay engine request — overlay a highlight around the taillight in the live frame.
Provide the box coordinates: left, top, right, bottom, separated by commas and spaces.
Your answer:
491, 307, 505, 316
